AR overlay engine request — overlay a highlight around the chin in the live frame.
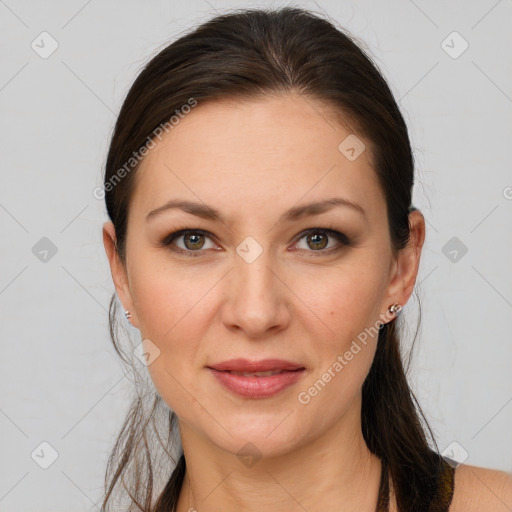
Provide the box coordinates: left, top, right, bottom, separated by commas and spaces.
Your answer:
205, 415, 308, 460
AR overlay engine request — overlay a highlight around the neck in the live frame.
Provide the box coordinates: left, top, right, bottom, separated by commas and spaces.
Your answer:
175, 394, 383, 512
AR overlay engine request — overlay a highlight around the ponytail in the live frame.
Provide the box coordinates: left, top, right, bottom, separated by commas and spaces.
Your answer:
362, 318, 444, 510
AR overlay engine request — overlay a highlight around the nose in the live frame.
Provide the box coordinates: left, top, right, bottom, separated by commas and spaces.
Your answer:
221, 247, 291, 338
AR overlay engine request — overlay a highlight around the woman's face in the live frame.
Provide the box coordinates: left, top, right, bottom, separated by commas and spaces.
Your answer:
104, 92, 422, 460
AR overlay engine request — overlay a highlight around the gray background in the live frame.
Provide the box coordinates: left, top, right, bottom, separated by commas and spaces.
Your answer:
1, 0, 511, 510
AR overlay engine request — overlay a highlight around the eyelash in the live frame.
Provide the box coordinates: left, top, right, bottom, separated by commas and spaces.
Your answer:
160, 227, 350, 258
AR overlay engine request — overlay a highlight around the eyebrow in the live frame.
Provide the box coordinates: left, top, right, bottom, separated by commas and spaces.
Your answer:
146, 197, 367, 223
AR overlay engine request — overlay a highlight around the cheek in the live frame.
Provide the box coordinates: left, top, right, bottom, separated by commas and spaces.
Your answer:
293, 262, 384, 346
292, 264, 384, 399
132, 279, 212, 369
126, 257, 220, 411
128, 252, 219, 340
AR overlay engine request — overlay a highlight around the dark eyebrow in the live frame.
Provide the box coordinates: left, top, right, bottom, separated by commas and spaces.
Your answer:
146, 197, 366, 223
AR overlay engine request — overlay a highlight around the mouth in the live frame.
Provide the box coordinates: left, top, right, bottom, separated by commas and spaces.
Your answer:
207, 366, 306, 398
207, 358, 305, 373
219, 369, 301, 377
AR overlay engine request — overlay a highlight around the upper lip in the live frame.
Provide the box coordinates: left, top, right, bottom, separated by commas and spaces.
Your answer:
207, 358, 305, 372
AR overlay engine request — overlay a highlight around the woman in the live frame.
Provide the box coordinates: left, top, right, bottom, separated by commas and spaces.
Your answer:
100, 7, 512, 511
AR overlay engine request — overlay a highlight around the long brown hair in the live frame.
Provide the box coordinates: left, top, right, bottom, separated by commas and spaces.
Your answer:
101, 7, 442, 511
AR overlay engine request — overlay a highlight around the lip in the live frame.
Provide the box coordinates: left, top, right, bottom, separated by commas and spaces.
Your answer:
207, 358, 304, 372
208, 367, 305, 398
206, 359, 306, 399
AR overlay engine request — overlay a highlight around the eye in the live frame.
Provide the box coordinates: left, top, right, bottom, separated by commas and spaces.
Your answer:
161, 227, 350, 258
293, 228, 349, 255
162, 229, 218, 257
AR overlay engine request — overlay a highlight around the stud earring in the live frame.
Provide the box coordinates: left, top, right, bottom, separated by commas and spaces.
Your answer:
124, 310, 132, 320
387, 303, 402, 316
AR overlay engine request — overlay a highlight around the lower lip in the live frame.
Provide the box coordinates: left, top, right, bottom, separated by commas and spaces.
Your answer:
208, 368, 305, 398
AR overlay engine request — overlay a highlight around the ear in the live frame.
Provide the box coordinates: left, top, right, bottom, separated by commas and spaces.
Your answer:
102, 221, 139, 328
380, 209, 426, 322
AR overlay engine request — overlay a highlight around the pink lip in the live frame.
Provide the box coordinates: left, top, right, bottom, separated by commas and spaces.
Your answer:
206, 358, 306, 399
208, 358, 304, 373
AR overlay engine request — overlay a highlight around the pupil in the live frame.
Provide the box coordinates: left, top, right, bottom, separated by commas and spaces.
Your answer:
308, 232, 327, 250
185, 233, 204, 250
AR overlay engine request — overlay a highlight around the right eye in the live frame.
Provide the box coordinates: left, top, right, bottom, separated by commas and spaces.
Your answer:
162, 229, 219, 257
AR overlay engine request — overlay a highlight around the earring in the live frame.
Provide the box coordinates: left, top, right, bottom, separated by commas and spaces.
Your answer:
124, 310, 132, 320
388, 302, 402, 316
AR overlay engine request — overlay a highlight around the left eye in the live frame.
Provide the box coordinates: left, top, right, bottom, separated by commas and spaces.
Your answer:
294, 229, 349, 253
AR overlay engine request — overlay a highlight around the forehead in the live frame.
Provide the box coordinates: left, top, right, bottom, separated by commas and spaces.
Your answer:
130, 92, 385, 224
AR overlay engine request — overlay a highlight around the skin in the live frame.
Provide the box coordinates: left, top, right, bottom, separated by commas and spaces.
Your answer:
103, 92, 512, 511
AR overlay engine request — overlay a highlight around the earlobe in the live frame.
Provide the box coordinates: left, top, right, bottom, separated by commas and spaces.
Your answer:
102, 221, 138, 327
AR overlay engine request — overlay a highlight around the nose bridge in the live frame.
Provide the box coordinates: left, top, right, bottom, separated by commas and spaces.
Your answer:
236, 245, 275, 298
222, 236, 288, 335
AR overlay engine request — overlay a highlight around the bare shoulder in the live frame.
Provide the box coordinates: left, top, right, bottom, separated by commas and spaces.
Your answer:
450, 463, 512, 511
